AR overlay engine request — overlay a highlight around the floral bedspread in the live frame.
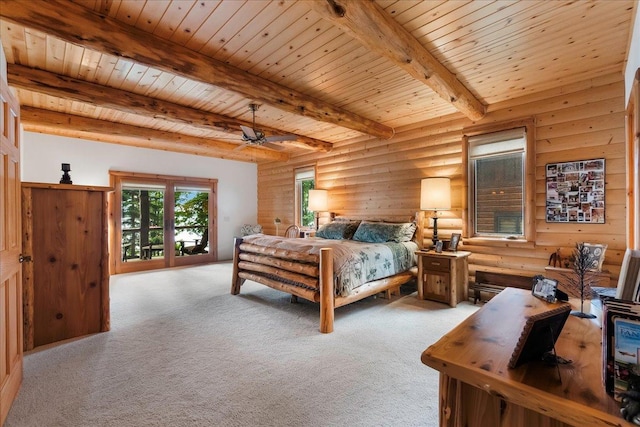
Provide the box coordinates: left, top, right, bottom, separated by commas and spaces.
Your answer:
240, 234, 418, 296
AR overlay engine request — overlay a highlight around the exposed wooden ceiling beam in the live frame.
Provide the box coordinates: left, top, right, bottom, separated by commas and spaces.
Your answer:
7, 64, 333, 153
310, 0, 486, 121
0, 0, 394, 139
20, 107, 290, 163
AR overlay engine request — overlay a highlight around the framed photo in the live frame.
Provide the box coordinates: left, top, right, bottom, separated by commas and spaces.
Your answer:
508, 304, 571, 369
545, 158, 605, 223
582, 242, 607, 271
435, 241, 443, 253
532, 275, 558, 302
449, 233, 461, 252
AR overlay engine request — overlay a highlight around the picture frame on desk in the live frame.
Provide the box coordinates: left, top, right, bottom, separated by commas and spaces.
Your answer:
508, 303, 571, 369
435, 241, 443, 253
532, 275, 558, 302
449, 233, 460, 252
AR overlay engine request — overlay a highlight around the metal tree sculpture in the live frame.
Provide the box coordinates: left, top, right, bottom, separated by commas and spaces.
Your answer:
564, 242, 598, 318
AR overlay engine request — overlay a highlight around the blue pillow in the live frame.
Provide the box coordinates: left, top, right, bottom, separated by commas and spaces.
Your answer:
315, 221, 360, 240
352, 221, 416, 243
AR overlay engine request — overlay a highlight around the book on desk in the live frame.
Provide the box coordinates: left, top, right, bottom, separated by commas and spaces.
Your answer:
601, 297, 640, 398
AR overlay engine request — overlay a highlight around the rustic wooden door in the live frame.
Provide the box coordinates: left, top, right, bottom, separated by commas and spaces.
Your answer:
0, 73, 23, 424
30, 188, 103, 347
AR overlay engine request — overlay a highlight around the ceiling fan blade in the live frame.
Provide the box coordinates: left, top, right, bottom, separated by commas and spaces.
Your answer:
240, 125, 258, 140
263, 142, 286, 151
234, 143, 249, 151
265, 134, 297, 142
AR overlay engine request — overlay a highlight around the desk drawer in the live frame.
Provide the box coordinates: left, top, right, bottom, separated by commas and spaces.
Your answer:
423, 257, 450, 272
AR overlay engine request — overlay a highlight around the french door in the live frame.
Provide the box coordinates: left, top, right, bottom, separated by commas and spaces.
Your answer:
110, 171, 217, 274
1, 60, 22, 425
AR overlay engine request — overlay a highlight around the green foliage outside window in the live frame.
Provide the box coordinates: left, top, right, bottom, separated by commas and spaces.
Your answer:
121, 189, 165, 254
175, 191, 208, 234
301, 179, 314, 227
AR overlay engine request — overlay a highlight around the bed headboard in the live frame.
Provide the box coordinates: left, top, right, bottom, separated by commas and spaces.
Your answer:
330, 213, 424, 249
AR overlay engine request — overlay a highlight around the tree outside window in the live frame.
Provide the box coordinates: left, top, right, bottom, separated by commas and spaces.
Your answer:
295, 167, 315, 227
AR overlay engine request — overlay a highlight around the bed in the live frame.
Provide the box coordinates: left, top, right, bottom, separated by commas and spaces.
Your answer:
231, 219, 420, 333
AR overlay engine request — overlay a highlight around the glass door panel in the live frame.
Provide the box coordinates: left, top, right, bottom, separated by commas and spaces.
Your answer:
174, 185, 212, 265
121, 183, 165, 263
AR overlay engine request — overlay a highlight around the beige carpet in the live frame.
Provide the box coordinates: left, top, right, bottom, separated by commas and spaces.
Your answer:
5, 262, 478, 427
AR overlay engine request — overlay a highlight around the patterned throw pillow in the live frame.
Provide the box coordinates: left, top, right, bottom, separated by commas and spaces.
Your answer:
315, 221, 360, 240
352, 221, 416, 243
240, 224, 263, 236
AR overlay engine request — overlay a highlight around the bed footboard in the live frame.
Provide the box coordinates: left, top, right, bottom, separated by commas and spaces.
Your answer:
232, 237, 336, 332
231, 237, 416, 333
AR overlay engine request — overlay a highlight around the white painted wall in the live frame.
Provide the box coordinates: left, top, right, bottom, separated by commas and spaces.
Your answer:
20, 132, 258, 260
626, 3, 640, 104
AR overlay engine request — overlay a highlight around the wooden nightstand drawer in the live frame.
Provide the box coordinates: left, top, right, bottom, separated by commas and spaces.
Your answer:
423, 257, 450, 272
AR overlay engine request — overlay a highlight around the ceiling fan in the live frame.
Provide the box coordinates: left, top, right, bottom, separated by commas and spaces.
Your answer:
236, 103, 297, 150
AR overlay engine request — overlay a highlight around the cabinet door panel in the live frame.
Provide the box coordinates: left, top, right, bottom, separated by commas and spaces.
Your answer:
32, 189, 102, 347
424, 271, 450, 303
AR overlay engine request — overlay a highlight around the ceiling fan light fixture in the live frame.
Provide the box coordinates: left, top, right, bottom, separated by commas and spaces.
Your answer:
237, 103, 296, 150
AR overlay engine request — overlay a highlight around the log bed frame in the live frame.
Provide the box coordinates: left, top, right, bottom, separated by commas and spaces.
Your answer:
231, 237, 418, 333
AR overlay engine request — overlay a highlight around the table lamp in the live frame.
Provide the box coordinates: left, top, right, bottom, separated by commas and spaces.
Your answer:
308, 189, 328, 230
420, 177, 451, 247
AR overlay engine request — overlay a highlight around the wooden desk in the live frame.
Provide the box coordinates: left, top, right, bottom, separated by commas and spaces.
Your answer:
421, 288, 628, 427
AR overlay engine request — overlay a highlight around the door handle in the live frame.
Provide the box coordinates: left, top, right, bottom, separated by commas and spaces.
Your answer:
19, 254, 33, 263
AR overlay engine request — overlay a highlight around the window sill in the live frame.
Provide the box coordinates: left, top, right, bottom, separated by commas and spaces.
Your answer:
463, 237, 535, 249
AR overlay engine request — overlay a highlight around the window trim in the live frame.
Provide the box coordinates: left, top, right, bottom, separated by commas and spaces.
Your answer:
109, 170, 218, 274
462, 119, 535, 243
294, 165, 316, 227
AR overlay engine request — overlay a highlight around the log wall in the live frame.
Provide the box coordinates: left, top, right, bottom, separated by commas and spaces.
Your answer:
258, 74, 627, 286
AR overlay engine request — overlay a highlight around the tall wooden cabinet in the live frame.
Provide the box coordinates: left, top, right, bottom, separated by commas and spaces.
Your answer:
21, 183, 111, 350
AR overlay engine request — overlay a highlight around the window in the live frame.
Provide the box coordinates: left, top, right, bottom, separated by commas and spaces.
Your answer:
294, 166, 315, 227
111, 171, 217, 274
465, 125, 533, 240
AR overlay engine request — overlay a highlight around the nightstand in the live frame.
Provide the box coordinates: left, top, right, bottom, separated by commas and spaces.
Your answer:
416, 250, 471, 307
299, 230, 315, 238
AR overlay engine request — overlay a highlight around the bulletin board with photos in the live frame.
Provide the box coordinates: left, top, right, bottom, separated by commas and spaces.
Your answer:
545, 158, 605, 223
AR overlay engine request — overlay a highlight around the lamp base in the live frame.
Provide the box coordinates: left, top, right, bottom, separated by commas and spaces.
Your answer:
431, 215, 439, 247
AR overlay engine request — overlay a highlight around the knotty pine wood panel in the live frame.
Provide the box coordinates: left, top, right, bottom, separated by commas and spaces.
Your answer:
214, 3, 309, 66
30, 188, 104, 347
166, 2, 220, 46
5, 0, 634, 145
258, 73, 626, 287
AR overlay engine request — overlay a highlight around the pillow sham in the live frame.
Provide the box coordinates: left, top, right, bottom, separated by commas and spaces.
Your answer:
315, 221, 360, 240
352, 221, 416, 243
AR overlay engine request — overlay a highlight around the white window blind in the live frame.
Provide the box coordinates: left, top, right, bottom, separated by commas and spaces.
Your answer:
468, 128, 526, 159
295, 168, 315, 181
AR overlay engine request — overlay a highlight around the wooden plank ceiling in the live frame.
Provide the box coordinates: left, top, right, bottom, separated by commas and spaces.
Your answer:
0, 0, 635, 163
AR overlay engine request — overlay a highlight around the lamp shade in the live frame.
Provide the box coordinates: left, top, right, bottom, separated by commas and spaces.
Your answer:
420, 177, 451, 211
308, 189, 328, 212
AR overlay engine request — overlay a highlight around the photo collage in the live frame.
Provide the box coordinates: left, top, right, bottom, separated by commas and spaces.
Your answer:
545, 158, 605, 223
